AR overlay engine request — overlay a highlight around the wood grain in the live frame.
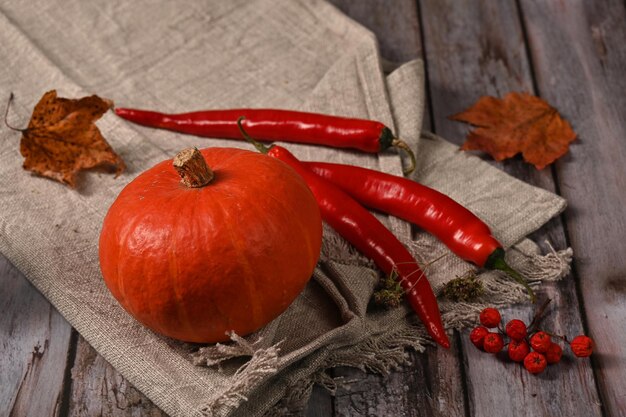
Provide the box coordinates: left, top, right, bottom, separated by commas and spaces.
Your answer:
0, 254, 73, 417
305, 385, 334, 417
67, 336, 167, 417
519, 0, 626, 414
418, 0, 601, 415
329, 0, 422, 65
330, 344, 466, 416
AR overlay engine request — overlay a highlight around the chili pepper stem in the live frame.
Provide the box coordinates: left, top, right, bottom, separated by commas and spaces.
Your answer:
236, 116, 270, 154
391, 139, 416, 176
486, 248, 536, 303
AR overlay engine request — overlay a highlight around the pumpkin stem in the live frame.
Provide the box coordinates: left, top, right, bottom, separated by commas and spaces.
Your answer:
173, 148, 214, 188
237, 116, 270, 154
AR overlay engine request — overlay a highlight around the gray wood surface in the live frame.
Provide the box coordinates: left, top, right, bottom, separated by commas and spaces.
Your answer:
1, 0, 624, 416
0, 253, 73, 417
67, 337, 166, 417
418, 1, 601, 416
519, 1, 626, 415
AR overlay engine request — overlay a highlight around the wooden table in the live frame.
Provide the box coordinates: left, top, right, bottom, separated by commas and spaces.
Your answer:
2, 1, 625, 415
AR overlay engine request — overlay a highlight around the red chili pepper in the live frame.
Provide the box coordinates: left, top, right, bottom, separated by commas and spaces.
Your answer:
114, 107, 416, 174
236, 119, 449, 349
304, 161, 535, 302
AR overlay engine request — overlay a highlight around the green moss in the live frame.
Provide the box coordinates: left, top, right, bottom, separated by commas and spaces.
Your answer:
372, 270, 404, 309
442, 271, 484, 302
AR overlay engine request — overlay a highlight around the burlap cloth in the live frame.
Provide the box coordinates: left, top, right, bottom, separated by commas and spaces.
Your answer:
0, 0, 572, 416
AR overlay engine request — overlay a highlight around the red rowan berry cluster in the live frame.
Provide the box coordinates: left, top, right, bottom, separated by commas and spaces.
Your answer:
470, 300, 593, 375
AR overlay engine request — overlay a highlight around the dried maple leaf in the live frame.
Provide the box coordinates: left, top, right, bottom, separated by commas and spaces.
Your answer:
450, 92, 576, 169
6, 90, 125, 187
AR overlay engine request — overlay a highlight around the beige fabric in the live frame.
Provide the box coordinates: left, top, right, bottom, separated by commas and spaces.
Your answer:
0, 1, 568, 416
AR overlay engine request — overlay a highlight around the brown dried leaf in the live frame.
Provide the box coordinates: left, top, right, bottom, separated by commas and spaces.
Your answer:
450, 92, 577, 169
16, 90, 125, 187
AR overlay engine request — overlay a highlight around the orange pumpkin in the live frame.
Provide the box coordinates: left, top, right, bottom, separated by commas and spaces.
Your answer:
99, 147, 322, 343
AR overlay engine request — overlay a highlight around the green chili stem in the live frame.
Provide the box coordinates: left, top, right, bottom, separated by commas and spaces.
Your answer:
391, 139, 417, 176
492, 257, 536, 303
485, 248, 536, 302
236, 116, 270, 154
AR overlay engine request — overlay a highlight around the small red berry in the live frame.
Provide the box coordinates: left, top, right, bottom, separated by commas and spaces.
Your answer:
470, 326, 489, 349
505, 319, 528, 341
545, 343, 563, 364
524, 352, 547, 374
483, 332, 504, 353
479, 307, 501, 328
530, 331, 551, 353
570, 335, 593, 357
508, 340, 530, 362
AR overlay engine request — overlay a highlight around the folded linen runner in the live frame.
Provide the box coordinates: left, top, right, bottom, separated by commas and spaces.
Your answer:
0, 0, 570, 416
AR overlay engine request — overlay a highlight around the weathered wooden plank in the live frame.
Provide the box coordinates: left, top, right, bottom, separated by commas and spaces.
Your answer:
67, 336, 167, 417
419, 0, 601, 416
305, 385, 334, 417
0, 254, 74, 417
519, 0, 626, 415
326, 1, 468, 416
332, 341, 466, 417
332, 364, 432, 417
329, 0, 422, 64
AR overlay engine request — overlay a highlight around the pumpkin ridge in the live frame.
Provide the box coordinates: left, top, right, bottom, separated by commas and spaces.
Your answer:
258, 184, 319, 296
132, 217, 169, 334
211, 194, 263, 333
111, 212, 142, 320
167, 211, 197, 339
261, 178, 321, 265
175, 189, 232, 340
